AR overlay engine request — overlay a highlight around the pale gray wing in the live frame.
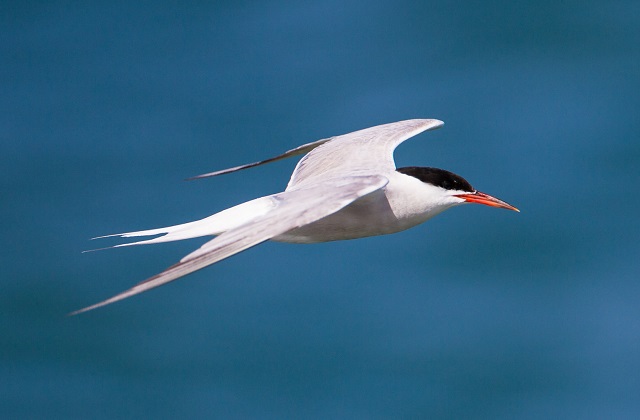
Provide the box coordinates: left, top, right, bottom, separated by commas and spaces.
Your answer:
287, 119, 443, 190
70, 175, 388, 315
186, 137, 333, 180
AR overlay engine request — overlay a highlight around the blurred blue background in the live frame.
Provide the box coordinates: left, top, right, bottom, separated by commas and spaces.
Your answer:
2, 0, 639, 418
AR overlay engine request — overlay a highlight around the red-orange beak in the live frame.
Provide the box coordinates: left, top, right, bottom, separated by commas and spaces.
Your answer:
455, 191, 520, 212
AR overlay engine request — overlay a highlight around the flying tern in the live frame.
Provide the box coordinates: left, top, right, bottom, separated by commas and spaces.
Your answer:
73, 119, 518, 315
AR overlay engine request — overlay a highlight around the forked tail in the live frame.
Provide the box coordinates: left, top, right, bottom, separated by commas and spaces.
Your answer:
86, 195, 278, 250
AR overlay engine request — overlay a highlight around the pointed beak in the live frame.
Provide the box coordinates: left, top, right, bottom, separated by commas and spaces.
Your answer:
454, 191, 520, 212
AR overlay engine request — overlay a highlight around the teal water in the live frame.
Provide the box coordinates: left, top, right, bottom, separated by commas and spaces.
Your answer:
2, 1, 639, 418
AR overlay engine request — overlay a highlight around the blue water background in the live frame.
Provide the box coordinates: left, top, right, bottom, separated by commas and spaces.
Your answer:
2, 1, 639, 418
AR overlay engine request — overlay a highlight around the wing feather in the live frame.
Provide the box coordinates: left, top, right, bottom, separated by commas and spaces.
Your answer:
287, 119, 443, 189
185, 119, 442, 185
70, 175, 388, 315
186, 137, 332, 180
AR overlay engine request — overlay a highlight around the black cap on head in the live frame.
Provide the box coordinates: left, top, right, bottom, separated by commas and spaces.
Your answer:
396, 166, 474, 192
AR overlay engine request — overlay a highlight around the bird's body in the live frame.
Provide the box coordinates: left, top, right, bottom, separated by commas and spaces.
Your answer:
74, 119, 518, 315
276, 172, 455, 243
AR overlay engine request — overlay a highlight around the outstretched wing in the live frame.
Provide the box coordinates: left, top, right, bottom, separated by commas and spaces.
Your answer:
185, 119, 443, 183
71, 175, 388, 315
287, 119, 443, 190
186, 137, 333, 180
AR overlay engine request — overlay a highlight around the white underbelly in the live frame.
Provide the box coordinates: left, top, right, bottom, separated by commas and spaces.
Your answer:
272, 189, 425, 244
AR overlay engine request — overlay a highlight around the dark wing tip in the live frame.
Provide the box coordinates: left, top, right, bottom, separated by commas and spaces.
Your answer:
185, 137, 333, 181
67, 301, 107, 316
185, 162, 261, 181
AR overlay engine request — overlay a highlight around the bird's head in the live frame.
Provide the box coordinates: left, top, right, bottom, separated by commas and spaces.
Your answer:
396, 166, 519, 212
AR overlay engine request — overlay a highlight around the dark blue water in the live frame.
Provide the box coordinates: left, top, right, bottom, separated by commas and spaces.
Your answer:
2, 1, 639, 418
